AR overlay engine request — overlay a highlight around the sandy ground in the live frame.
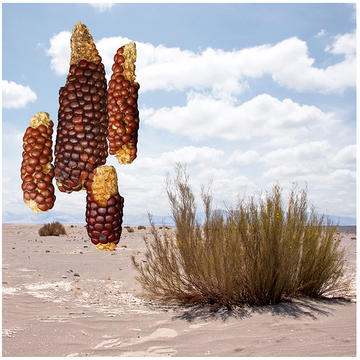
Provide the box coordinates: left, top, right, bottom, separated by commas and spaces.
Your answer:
2, 224, 356, 357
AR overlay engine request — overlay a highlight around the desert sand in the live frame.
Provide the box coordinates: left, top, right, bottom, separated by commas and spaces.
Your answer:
2, 224, 356, 357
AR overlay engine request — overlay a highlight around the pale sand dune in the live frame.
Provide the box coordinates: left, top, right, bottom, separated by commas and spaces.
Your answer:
2, 224, 356, 356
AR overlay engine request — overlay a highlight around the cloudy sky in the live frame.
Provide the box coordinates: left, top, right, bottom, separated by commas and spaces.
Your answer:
2, 2, 356, 223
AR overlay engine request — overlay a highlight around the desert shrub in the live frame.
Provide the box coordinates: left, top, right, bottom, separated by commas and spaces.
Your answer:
126, 226, 135, 233
295, 215, 345, 297
138, 225, 146, 230
132, 164, 347, 307
38, 222, 67, 236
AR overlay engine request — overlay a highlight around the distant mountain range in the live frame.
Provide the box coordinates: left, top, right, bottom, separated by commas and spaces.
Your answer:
325, 215, 357, 226
2, 210, 356, 226
2, 210, 173, 226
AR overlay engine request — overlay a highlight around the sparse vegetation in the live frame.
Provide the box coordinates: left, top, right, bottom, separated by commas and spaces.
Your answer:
38, 222, 67, 236
126, 226, 135, 233
138, 225, 146, 230
132, 164, 347, 307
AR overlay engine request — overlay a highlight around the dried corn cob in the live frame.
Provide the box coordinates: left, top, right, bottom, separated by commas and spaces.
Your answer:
85, 165, 124, 251
21, 112, 56, 213
54, 22, 108, 193
107, 42, 140, 164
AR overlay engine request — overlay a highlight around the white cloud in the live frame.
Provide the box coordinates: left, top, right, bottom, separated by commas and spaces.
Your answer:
256, 140, 355, 218
326, 32, 356, 58
46, 32, 356, 94
315, 29, 326, 38
263, 165, 312, 179
263, 141, 331, 165
143, 92, 333, 142
227, 150, 260, 165
128, 146, 224, 173
331, 145, 356, 168
135, 35, 355, 94
261, 140, 356, 183
2, 80, 37, 108
107, 146, 225, 214
162, 146, 224, 168
329, 169, 356, 184
267, 36, 355, 93
46, 31, 71, 75
195, 167, 256, 208
3, 131, 24, 147
89, 3, 114, 12
261, 165, 356, 218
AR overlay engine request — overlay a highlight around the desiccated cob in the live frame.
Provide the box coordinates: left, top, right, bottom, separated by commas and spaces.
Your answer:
54, 22, 108, 193
21, 112, 56, 213
85, 165, 124, 251
107, 42, 140, 164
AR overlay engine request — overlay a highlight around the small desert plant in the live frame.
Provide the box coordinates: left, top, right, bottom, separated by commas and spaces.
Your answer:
126, 226, 135, 233
132, 164, 347, 307
138, 225, 146, 230
38, 222, 67, 236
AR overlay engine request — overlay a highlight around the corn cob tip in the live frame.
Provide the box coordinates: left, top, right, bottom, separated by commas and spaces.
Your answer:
24, 199, 42, 214
91, 165, 118, 206
85, 165, 123, 249
115, 144, 136, 164
70, 21, 101, 66
29, 112, 51, 129
123, 42, 137, 83
96, 242, 117, 251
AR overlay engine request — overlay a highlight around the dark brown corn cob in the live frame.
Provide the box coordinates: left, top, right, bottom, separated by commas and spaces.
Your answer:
54, 22, 108, 193
21, 112, 56, 213
107, 42, 140, 164
85, 165, 124, 251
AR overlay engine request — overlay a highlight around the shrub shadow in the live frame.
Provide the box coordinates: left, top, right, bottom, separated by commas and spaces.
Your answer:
171, 297, 351, 323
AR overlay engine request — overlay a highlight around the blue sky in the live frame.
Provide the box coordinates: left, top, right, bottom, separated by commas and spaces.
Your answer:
2, 2, 356, 223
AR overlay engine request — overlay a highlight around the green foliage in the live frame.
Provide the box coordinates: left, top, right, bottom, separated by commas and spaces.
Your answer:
132, 164, 347, 307
38, 221, 67, 236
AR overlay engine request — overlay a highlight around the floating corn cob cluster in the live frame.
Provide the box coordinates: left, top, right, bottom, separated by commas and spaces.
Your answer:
21, 22, 140, 251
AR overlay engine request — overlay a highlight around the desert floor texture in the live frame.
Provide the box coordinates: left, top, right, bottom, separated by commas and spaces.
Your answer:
2, 224, 356, 356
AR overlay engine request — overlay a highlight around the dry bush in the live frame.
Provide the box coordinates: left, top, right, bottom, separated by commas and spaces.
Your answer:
38, 222, 67, 236
126, 226, 135, 233
138, 225, 146, 230
132, 164, 347, 307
